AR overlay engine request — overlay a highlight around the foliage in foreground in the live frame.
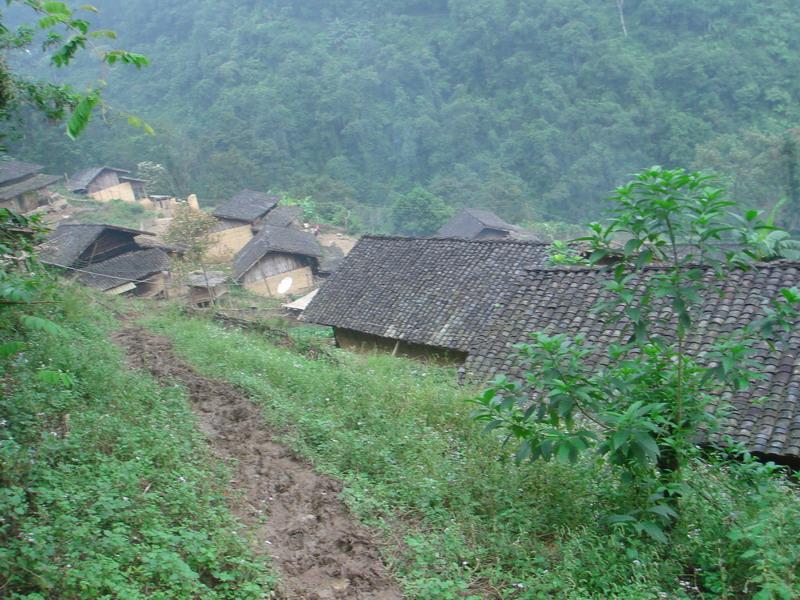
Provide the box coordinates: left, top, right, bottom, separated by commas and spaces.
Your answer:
475, 167, 800, 547
0, 287, 271, 598
145, 309, 800, 599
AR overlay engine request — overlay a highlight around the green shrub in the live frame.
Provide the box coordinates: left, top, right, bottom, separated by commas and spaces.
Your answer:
0, 287, 271, 598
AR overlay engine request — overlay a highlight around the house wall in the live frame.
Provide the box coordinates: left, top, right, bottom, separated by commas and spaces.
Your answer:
208, 224, 253, 259
243, 265, 315, 298
242, 252, 307, 284
87, 170, 122, 194
0, 191, 40, 213
90, 182, 137, 203
334, 328, 468, 365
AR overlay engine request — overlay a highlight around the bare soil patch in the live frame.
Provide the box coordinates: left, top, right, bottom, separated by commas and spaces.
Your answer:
112, 325, 403, 600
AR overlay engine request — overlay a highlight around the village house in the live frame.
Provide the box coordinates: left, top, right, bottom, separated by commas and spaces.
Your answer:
464, 263, 800, 466
0, 159, 61, 213
260, 204, 303, 229
234, 225, 323, 298
66, 166, 148, 203
39, 223, 156, 268
208, 189, 279, 258
305, 237, 800, 465
38, 223, 173, 297
302, 236, 552, 362
436, 207, 543, 241
77, 248, 171, 297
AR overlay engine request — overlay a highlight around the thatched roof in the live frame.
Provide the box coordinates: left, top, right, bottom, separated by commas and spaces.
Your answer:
213, 189, 278, 223
234, 225, 323, 280
465, 263, 800, 461
303, 236, 552, 352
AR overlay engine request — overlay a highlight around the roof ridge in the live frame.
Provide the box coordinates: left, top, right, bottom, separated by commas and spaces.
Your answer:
361, 234, 552, 246
522, 260, 800, 273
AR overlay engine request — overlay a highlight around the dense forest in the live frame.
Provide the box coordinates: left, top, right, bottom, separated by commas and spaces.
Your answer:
8, 0, 800, 228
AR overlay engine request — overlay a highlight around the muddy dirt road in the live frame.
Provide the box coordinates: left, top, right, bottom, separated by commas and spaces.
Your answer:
113, 325, 403, 600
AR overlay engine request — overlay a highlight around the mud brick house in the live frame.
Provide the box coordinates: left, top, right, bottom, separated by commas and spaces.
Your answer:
0, 159, 61, 212
39, 223, 156, 268
66, 167, 148, 203
187, 271, 229, 306
436, 208, 544, 242
209, 189, 280, 258
77, 248, 171, 297
464, 263, 800, 466
302, 236, 552, 362
234, 225, 323, 298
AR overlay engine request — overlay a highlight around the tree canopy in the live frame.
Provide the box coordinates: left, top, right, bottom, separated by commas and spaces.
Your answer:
7, 0, 800, 228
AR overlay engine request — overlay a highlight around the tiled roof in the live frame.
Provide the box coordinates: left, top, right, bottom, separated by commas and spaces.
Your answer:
303, 236, 552, 352
78, 248, 171, 291
437, 208, 546, 242
0, 159, 43, 185
465, 264, 800, 459
66, 166, 130, 192
39, 223, 153, 267
213, 189, 278, 223
0, 173, 61, 201
234, 225, 323, 279
262, 205, 303, 228
318, 244, 345, 274
437, 208, 515, 238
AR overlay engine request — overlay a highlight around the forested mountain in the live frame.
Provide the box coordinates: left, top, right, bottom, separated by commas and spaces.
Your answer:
8, 0, 800, 228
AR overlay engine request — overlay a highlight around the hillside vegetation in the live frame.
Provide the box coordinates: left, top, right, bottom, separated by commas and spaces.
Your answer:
10, 0, 800, 227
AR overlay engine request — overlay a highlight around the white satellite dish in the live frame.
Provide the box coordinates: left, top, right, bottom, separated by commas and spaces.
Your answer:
277, 277, 293, 295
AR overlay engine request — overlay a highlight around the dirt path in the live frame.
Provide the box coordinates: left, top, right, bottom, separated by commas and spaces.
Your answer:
112, 325, 403, 600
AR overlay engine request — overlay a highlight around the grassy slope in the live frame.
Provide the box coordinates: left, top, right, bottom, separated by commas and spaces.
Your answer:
143, 310, 692, 599
144, 308, 800, 600
0, 288, 272, 598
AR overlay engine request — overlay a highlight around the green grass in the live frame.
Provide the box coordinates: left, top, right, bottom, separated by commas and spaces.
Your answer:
0, 288, 272, 598
143, 307, 800, 600
140, 311, 671, 598
68, 198, 156, 229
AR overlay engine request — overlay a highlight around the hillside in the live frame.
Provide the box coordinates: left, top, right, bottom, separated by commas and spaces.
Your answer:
8, 0, 800, 227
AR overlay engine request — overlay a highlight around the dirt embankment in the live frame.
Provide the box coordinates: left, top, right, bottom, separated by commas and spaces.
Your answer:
113, 325, 402, 600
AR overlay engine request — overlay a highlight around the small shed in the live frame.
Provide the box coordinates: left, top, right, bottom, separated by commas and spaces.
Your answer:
208, 189, 279, 258
77, 248, 171, 297
187, 271, 229, 306
0, 159, 61, 212
39, 223, 155, 268
66, 167, 147, 203
234, 225, 323, 298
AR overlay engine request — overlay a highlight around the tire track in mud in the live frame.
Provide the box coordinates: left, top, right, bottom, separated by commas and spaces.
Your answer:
113, 325, 403, 600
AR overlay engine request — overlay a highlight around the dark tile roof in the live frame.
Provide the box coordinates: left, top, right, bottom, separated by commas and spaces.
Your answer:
465, 263, 800, 459
0, 173, 61, 201
0, 159, 43, 185
318, 244, 345, 274
234, 225, 323, 279
213, 189, 278, 223
437, 208, 514, 238
78, 248, 170, 291
262, 205, 303, 228
38, 223, 154, 267
303, 236, 552, 351
66, 166, 130, 193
